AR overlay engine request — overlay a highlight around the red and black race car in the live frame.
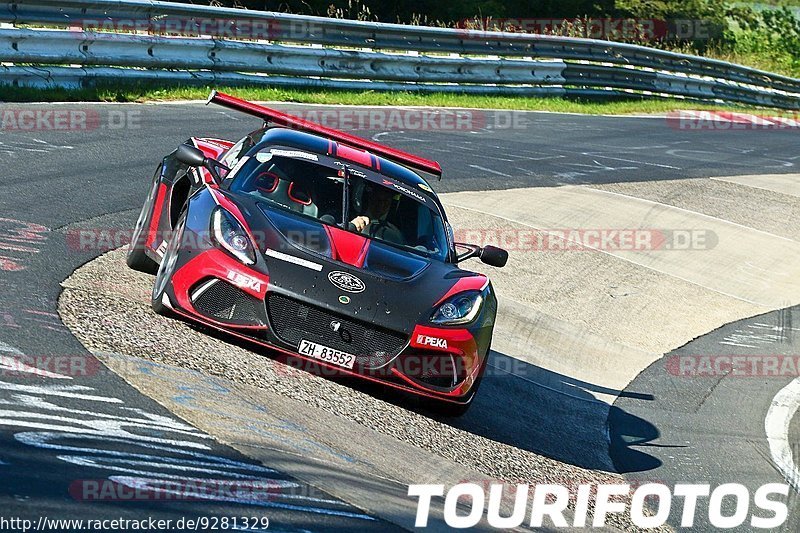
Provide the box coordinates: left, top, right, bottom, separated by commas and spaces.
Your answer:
127, 91, 507, 416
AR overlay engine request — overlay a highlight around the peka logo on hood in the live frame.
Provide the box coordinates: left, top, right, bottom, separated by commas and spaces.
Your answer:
328, 271, 366, 293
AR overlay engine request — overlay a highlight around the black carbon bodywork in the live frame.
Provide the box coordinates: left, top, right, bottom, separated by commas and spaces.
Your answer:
133, 121, 501, 412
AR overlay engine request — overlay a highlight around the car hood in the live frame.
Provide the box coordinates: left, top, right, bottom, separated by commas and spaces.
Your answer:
244, 201, 481, 333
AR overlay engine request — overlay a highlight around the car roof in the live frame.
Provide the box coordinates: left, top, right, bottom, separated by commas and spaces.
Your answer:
249, 127, 442, 205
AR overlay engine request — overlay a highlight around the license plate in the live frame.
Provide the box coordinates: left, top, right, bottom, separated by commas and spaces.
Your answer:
298, 339, 356, 369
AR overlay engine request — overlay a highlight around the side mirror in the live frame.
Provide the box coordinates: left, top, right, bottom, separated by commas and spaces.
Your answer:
479, 245, 508, 267
175, 144, 229, 185
175, 144, 207, 167
454, 243, 508, 267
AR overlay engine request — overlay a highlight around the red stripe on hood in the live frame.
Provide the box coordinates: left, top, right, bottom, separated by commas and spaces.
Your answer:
325, 226, 370, 268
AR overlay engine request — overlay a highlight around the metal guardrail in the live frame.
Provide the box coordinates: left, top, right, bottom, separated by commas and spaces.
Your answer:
1, 0, 799, 109
0, 28, 569, 85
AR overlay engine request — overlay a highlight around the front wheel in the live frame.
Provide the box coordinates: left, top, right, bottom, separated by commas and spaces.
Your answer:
151, 213, 185, 316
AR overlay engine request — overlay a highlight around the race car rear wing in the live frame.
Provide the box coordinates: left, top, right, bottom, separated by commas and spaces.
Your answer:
207, 90, 443, 179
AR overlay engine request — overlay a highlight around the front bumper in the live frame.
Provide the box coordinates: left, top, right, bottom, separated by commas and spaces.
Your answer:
164, 248, 485, 404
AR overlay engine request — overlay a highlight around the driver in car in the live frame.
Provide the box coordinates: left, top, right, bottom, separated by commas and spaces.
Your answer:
350, 182, 404, 244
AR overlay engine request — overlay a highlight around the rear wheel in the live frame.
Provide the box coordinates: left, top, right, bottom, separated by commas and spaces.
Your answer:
127, 176, 160, 274
151, 213, 185, 316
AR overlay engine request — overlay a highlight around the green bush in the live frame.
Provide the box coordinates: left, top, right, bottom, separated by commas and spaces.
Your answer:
716, 7, 800, 75
200, 0, 800, 77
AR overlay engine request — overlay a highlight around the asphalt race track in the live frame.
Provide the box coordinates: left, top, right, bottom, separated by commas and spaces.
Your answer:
2, 101, 800, 531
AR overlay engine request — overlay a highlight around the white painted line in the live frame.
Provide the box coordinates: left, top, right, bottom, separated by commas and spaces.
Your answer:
443, 184, 800, 307
0, 341, 23, 355
765, 377, 800, 492
468, 164, 511, 177
0, 382, 122, 403
769, 117, 800, 127
588, 187, 800, 243
0, 341, 72, 379
582, 152, 681, 170
0, 356, 73, 380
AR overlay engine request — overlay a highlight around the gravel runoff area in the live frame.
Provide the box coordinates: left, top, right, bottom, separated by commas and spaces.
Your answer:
58, 247, 670, 532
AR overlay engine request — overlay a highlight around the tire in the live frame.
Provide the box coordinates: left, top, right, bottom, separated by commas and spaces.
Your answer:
151, 212, 186, 317
127, 176, 161, 274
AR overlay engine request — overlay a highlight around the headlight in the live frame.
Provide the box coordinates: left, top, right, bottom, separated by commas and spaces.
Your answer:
430, 291, 484, 325
211, 207, 256, 265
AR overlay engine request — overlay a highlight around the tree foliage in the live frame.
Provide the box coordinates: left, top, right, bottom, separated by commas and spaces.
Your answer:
194, 0, 800, 75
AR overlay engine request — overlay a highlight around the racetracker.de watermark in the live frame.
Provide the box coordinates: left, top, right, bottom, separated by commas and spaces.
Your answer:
69, 15, 342, 41
67, 227, 718, 253
0, 354, 103, 378
0, 109, 141, 132
667, 355, 800, 377
69, 478, 321, 503
255, 108, 526, 131
666, 111, 800, 131
72, 16, 302, 40
453, 228, 716, 252
74, 16, 720, 41
457, 18, 720, 41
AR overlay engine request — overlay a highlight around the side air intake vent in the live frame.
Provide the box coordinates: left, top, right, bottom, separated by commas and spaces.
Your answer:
192, 279, 263, 325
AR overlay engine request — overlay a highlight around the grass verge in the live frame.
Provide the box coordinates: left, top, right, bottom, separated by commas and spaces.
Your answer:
0, 84, 794, 115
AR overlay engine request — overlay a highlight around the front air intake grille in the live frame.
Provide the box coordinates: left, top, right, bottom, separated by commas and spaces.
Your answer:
266, 293, 407, 368
396, 353, 465, 390
192, 280, 262, 325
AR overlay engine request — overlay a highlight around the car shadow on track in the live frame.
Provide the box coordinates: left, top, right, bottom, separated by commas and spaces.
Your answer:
187, 323, 661, 474
433, 350, 662, 474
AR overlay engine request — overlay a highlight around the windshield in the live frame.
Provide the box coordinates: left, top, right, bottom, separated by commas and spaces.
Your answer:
228, 146, 449, 260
